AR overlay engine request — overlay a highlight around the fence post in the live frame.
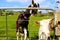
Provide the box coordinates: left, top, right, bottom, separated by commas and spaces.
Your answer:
5, 11, 8, 40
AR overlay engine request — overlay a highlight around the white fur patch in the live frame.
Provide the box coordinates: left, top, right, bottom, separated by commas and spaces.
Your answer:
24, 28, 27, 40
24, 28, 27, 34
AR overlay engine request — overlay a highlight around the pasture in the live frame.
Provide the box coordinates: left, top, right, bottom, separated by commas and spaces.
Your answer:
0, 15, 53, 40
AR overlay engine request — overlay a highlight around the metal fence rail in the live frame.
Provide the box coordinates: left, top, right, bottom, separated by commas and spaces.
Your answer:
0, 7, 54, 11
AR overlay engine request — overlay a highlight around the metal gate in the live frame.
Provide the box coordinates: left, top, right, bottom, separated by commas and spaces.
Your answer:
0, 7, 55, 40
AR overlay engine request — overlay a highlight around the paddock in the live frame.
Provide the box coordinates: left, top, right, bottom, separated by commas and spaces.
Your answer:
0, 7, 55, 40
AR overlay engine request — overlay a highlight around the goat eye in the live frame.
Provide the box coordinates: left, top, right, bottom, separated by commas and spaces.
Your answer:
58, 21, 60, 24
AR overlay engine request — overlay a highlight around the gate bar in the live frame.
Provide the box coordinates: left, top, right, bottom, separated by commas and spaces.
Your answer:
0, 7, 54, 11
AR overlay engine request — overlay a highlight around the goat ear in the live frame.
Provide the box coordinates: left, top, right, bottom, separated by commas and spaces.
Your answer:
56, 22, 58, 27
35, 21, 39, 24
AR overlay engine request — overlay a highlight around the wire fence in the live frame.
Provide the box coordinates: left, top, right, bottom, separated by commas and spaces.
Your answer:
0, 29, 38, 40
0, 8, 55, 40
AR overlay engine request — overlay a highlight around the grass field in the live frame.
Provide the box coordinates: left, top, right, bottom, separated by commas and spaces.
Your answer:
0, 15, 52, 40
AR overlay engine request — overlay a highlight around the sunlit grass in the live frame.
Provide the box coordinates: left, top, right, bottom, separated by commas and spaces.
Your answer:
0, 15, 51, 40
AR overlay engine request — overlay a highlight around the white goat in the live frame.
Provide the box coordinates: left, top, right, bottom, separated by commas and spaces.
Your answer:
36, 19, 53, 40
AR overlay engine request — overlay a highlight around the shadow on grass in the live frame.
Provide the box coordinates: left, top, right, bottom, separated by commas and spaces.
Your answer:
1, 35, 39, 40
30, 35, 38, 40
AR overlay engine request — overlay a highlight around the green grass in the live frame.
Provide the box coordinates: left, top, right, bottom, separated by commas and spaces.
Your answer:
0, 15, 52, 40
